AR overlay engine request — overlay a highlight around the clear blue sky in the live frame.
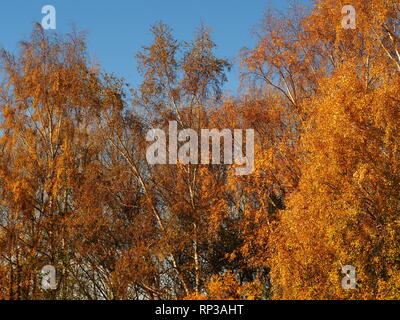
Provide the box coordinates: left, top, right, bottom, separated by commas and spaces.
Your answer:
0, 0, 310, 94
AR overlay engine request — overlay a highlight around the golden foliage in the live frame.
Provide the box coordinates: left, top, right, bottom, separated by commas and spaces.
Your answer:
0, 0, 399, 300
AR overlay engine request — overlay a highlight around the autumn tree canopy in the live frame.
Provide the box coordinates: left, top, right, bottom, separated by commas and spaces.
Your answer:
0, 0, 399, 300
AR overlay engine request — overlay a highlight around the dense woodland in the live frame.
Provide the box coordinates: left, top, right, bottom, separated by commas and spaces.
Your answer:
0, 0, 399, 300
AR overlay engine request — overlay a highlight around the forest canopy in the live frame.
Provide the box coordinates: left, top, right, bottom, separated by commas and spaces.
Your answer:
0, 0, 399, 300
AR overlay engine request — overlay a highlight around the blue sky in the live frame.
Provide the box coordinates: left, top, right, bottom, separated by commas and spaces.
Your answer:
0, 0, 310, 93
